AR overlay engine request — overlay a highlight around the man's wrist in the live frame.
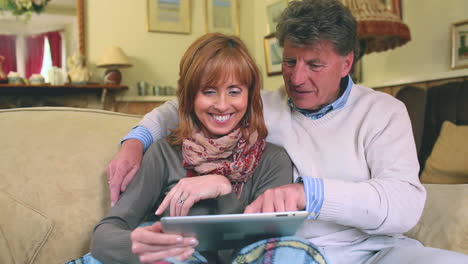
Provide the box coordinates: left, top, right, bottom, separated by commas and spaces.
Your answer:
122, 138, 144, 153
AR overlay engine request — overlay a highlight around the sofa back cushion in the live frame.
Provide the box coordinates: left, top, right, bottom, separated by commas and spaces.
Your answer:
0, 107, 141, 264
421, 121, 468, 184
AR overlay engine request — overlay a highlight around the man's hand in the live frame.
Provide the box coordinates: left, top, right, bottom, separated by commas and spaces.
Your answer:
244, 183, 306, 213
106, 139, 144, 206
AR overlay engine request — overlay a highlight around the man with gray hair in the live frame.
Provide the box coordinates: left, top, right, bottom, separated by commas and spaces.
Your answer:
107, 0, 467, 262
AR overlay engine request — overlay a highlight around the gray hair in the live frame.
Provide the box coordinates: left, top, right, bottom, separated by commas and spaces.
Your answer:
276, 0, 359, 57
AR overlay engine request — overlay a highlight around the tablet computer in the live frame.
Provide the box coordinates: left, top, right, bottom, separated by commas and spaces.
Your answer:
161, 211, 309, 251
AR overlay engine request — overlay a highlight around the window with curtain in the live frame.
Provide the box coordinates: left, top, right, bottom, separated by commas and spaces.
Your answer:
0, 34, 18, 76
25, 30, 62, 79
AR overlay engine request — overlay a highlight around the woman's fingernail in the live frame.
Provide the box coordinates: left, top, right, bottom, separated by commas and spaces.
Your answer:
189, 238, 198, 245
111, 202, 115, 207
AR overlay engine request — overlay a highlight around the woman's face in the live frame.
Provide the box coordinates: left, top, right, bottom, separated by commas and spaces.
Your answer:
194, 74, 249, 138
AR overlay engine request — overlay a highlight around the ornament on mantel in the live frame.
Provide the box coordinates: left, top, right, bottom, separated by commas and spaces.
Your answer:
67, 52, 91, 84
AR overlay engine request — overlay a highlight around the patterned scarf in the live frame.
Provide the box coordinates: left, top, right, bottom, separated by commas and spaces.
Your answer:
182, 128, 266, 198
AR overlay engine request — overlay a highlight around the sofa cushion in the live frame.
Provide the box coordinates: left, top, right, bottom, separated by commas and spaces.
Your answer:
421, 121, 468, 184
0, 190, 53, 264
0, 107, 142, 263
405, 184, 468, 254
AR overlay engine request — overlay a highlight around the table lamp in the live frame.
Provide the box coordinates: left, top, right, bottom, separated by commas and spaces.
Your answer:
97, 46, 132, 85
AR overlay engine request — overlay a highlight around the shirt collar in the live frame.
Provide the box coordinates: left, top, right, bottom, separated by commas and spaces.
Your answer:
288, 75, 353, 120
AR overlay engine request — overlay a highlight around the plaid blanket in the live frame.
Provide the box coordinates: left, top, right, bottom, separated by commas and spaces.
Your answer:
233, 236, 327, 264
170, 236, 328, 264
66, 236, 327, 264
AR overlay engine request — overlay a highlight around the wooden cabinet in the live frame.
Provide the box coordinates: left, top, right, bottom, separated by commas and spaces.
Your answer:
114, 96, 176, 115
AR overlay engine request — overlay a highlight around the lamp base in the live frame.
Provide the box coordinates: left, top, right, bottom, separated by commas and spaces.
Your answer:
103, 68, 122, 85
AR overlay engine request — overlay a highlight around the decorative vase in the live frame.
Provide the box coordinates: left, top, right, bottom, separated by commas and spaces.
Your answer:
103, 68, 122, 85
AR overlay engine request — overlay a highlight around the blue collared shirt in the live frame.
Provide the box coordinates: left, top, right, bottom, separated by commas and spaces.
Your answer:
122, 125, 153, 152
288, 75, 353, 120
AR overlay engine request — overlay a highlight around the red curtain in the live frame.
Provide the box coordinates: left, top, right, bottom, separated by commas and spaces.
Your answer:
45, 31, 62, 67
0, 35, 17, 76
25, 34, 45, 78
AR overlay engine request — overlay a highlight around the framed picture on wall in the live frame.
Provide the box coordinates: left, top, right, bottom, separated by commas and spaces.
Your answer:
451, 19, 468, 69
264, 34, 283, 76
147, 0, 191, 34
206, 0, 239, 35
266, 0, 288, 34
379, 0, 402, 19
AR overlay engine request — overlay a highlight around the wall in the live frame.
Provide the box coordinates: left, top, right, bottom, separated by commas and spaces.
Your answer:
251, 0, 286, 91
86, 0, 255, 95
86, 0, 468, 94
361, 0, 468, 87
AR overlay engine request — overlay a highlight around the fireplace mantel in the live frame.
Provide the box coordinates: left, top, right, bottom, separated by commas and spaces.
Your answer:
0, 84, 128, 110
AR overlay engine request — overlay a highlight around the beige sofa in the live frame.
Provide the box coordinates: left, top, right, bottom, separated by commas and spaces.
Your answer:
0, 107, 466, 264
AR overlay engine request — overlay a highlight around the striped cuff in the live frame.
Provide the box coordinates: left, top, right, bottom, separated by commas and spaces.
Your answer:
300, 177, 324, 219
121, 126, 154, 152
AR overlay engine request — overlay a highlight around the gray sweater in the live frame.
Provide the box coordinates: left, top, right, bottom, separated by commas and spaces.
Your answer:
91, 139, 293, 263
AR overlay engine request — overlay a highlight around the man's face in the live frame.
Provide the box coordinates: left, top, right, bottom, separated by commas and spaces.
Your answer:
281, 40, 353, 111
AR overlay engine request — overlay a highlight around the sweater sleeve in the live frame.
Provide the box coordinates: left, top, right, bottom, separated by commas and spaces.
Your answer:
138, 99, 180, 142
91, 143, 167, 263
319, 104, 426, 235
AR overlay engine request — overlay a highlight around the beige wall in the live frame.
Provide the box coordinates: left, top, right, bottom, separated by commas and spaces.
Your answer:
251, 0, 285, 91
361, 0, 468, 87
86, 0, 255, 95
86, 0, 468, 94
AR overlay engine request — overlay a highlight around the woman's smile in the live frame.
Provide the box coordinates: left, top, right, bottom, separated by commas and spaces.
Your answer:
210, 113, 233, 123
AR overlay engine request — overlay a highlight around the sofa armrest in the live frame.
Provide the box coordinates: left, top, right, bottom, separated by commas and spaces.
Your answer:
405, 184, 468, 255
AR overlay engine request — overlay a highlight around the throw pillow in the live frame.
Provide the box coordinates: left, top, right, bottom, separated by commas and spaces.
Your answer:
0, 191, 53, 264
421, 121, 468, 184
405, 184, 468, 255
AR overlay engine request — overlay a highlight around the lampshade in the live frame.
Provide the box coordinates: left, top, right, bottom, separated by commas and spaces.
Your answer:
342, 0, 411, 55
97, 46, 132, 68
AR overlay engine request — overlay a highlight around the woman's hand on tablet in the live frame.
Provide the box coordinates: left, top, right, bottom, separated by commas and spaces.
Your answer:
155, 174, 232, 216
130, 222, 198, 263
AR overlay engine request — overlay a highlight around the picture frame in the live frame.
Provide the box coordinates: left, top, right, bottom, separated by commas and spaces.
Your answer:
264, 34, 283, 76
265, 0, 288, 34
451, 19, 468, 70
205, 0, 239, 35
379, 0, 402, 19
147, 0, 191, 34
